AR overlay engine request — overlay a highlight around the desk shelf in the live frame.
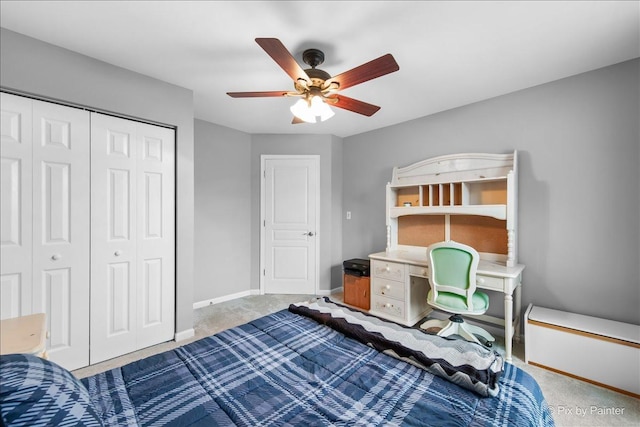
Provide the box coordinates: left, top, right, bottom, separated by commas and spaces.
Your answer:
389, 205, 507, 220
385, 151, 518, 267
391, 178, 507, 209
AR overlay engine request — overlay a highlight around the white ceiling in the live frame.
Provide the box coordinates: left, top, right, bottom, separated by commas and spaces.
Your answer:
1, 1, 638, 137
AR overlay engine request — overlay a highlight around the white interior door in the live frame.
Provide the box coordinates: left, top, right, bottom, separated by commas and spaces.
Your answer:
90, 113, 174, 364
32, 100, 90, 370
1, 93, 33, 320
262, 156, 319, 295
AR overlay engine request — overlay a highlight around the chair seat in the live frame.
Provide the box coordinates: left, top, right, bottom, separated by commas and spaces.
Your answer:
428, 289, 489, 315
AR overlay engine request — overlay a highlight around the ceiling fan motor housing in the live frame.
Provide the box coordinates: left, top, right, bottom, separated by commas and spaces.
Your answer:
296, 48, 332, 92
302, 48, 325, 67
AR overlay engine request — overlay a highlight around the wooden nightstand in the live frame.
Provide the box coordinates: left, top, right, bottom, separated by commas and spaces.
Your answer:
343, 274, 370, 310
0, 313, 48, 359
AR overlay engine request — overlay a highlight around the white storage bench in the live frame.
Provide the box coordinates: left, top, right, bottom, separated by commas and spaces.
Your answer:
524, 304, 640, 398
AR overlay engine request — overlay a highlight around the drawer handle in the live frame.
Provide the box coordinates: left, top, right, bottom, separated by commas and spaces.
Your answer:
385, 285, 391, 290
385, 266, 390, 272
476, 277, 485, 285
385, 303, 392, 308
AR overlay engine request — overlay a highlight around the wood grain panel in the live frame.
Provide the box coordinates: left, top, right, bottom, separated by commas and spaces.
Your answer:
398, 215, 445, 247
396, 187, 420, 207
450, 215, 507, 254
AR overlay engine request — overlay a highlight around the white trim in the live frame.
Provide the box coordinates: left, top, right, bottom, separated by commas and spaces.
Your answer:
193, 289, 260, 309
174, 328, 194, 342
316, 287, 343, 296
260, 155, 321, 296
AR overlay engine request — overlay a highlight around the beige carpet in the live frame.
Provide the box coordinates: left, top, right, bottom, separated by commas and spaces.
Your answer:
73, 293, 640, 426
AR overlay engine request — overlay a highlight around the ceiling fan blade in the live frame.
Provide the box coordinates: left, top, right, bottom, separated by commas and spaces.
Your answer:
328, 95, 381, 116
227, 91, 290, 98
327, 54, 399, 90
255, 38, 309, 83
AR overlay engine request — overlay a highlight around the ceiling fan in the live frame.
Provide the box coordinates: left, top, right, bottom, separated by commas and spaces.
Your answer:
227, 38, 400, 124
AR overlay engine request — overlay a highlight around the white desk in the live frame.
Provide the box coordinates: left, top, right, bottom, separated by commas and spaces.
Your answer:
369, 250, 524, 362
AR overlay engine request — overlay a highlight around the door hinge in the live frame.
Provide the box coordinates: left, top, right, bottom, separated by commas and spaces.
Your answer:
263, 170, 266, 178
263, 269, 266, 276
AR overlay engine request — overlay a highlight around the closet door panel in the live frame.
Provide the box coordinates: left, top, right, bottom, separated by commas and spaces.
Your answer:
0, 93, 33, 320
32, 100, 90, 370
43, 268, 71, 350
136, 123, 175, 348
91, 113, 138, 364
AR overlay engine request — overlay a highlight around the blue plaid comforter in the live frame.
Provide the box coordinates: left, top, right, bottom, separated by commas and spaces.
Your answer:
81, 309, 554, 426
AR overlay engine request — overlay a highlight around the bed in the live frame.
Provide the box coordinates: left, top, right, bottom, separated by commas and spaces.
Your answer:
1, 298, 554, 426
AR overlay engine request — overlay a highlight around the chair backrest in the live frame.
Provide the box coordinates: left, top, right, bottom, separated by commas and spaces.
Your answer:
427, 240, 480, 311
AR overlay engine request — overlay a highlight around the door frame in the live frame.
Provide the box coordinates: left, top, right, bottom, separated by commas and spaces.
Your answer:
260, 154, 320, 295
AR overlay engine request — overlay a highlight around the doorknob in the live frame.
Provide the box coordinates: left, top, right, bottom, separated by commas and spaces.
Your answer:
51, 254, 61, 261
114, 250, 123, 256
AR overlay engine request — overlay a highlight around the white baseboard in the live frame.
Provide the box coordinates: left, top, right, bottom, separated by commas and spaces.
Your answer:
193, 289, 260, 309
317, 287, 343, 296
194, 287, 341, 309
174, 328, 194, 342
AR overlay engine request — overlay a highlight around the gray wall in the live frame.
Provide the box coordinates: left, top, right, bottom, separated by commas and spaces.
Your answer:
192, 127, 344, 303
330, 135, 344, 288
0, 28, 196, 335
194, 120, 252, 302
343, 58, 640, 325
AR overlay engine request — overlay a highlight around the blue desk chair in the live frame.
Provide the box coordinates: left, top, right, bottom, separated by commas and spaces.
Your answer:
420, 241, 495, 347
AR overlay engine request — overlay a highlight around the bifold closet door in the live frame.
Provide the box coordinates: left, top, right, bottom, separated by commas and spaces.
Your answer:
32, 101, 90, 370
1, 93, 33, 320
90, 113, 175, 364
1, 93, 91, 370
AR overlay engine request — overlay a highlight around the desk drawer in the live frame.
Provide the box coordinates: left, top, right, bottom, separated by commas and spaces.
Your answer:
371, 295, 405, 321
409, 264, 429, 277
372, 260, 404, 281
476, 275, 504, 291
372, 277, 405, 301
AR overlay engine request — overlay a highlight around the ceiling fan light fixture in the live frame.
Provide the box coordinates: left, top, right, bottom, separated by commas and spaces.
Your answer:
290, 98, 317, 123
312, 96, 335, 122
290, 96, 335, 123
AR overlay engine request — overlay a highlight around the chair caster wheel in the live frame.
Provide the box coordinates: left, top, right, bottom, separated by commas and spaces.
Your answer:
476, 335, 493, 348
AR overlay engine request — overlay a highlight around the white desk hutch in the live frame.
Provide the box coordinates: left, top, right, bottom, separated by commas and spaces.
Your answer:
368, 151, 524, 361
